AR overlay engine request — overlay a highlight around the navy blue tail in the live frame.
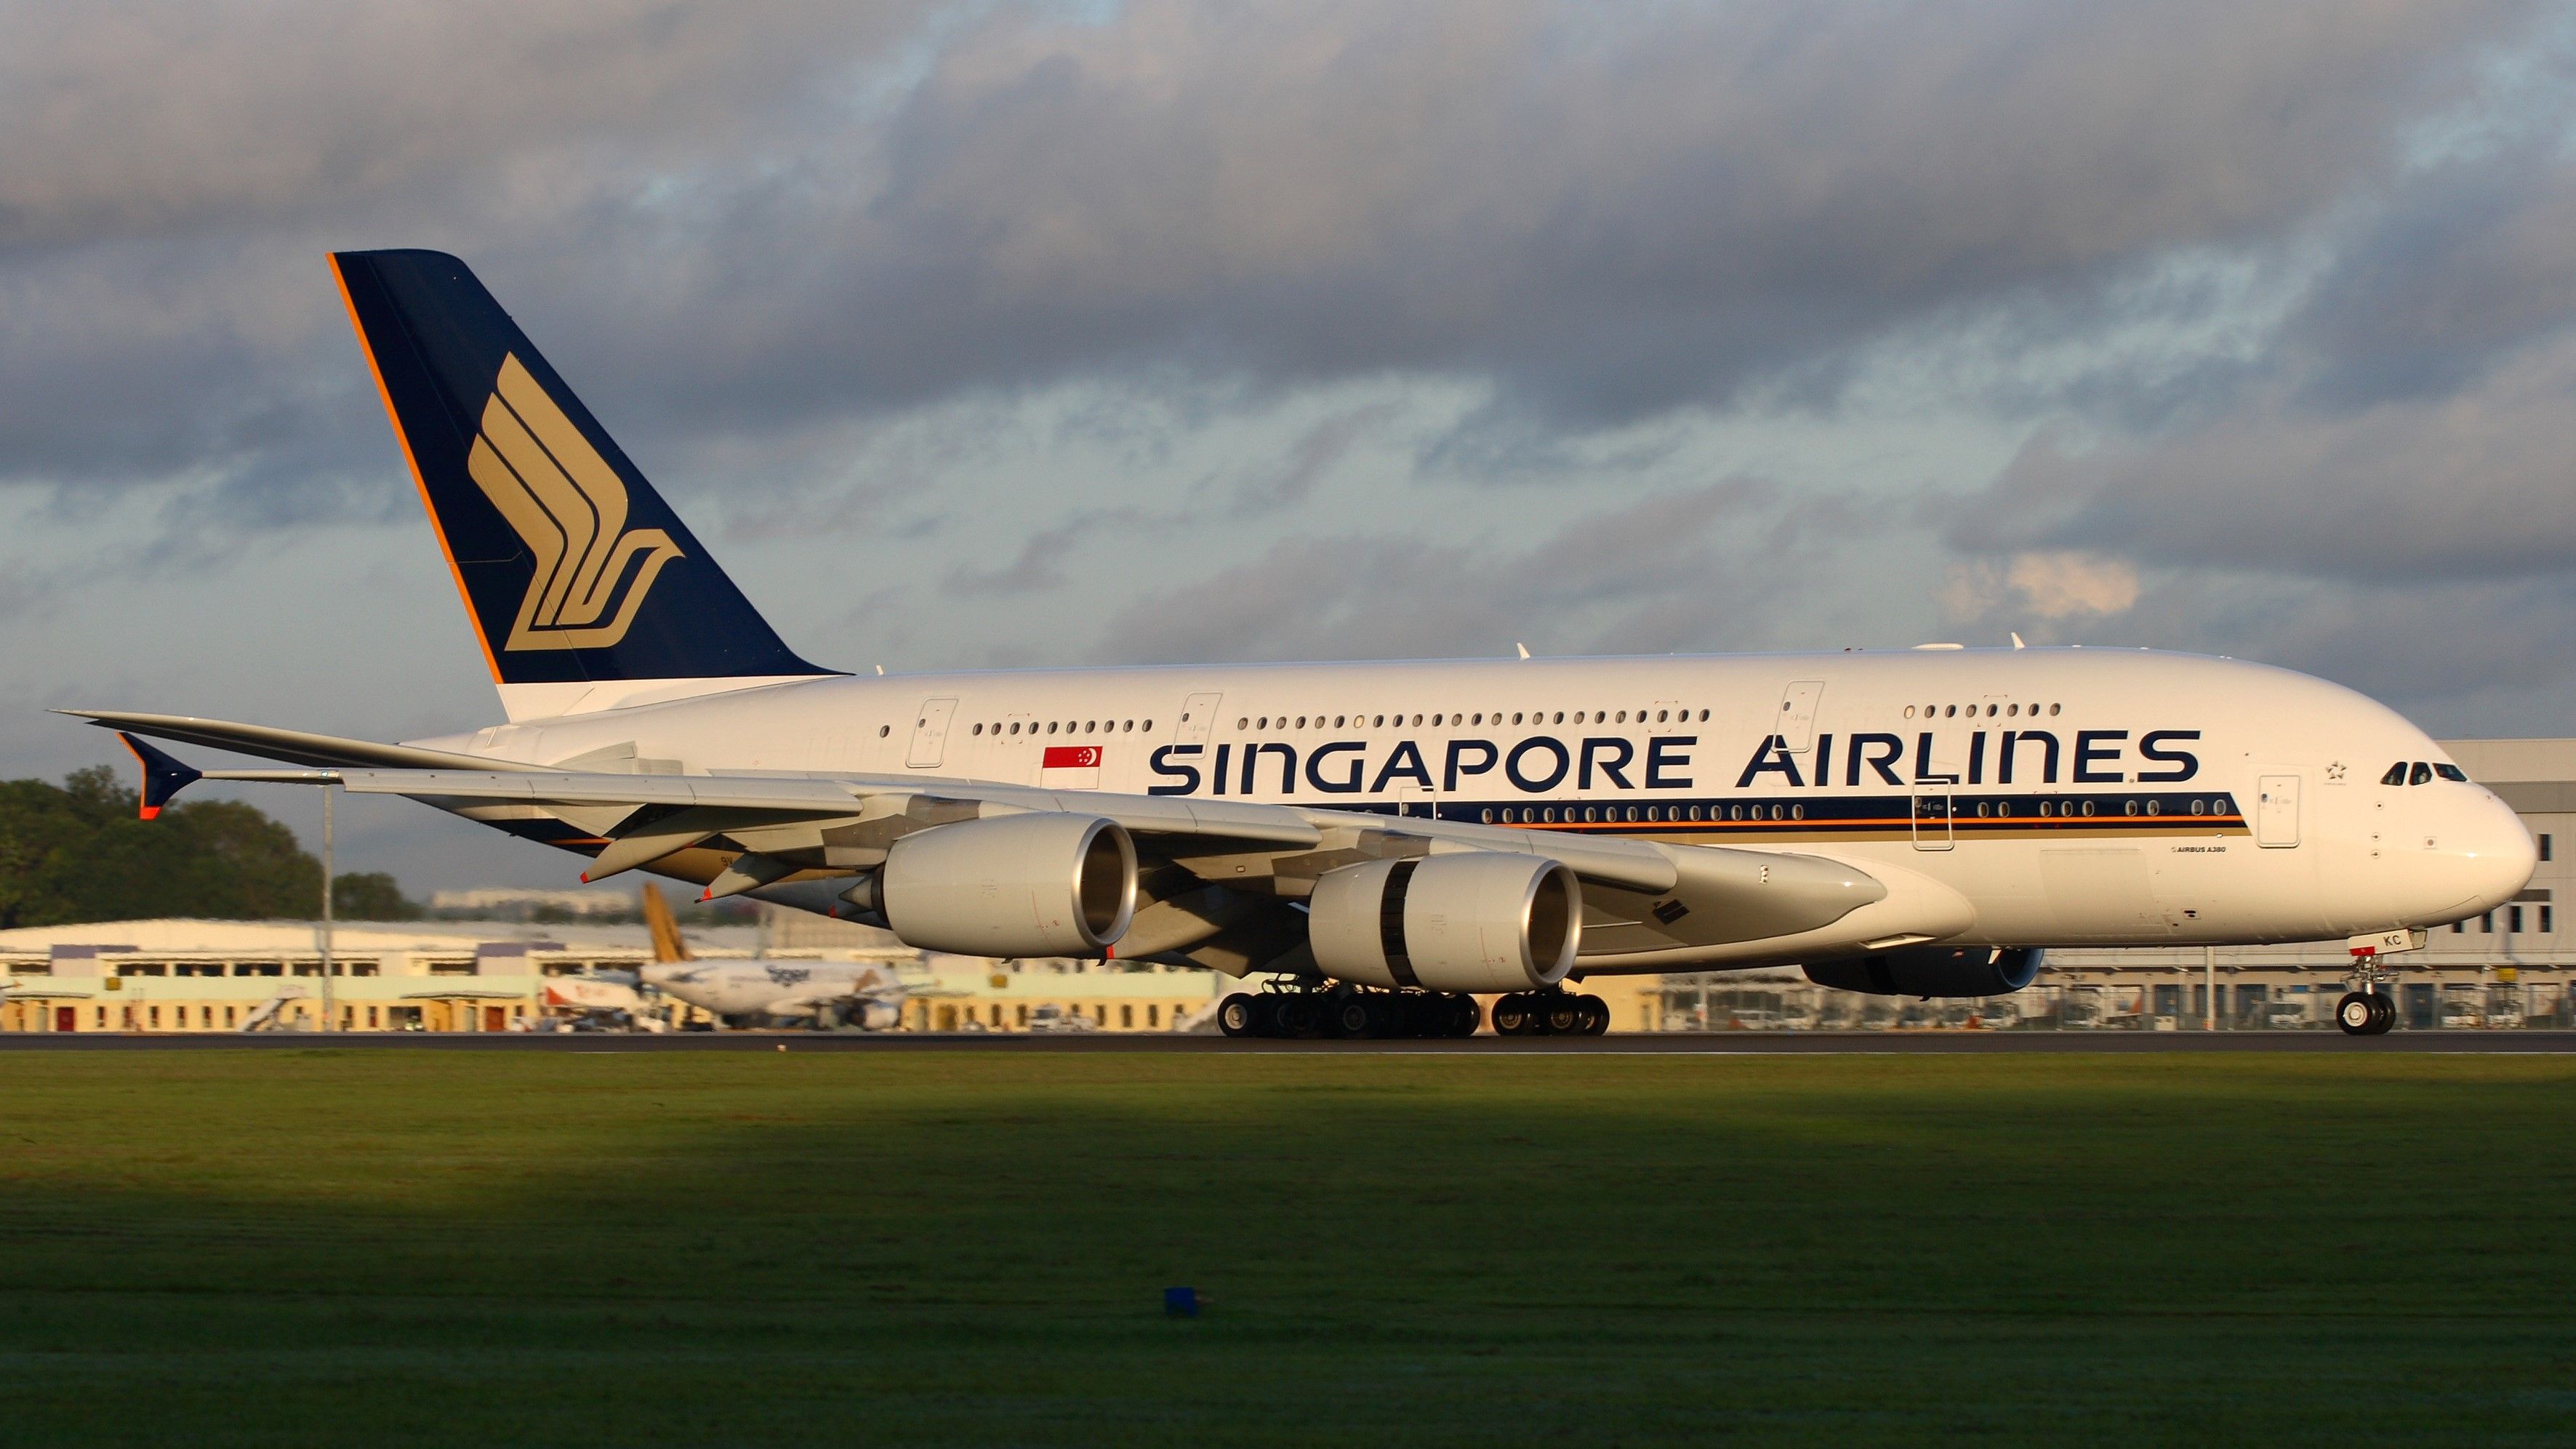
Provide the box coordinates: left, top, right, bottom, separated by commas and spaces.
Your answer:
330, 249, 832, 687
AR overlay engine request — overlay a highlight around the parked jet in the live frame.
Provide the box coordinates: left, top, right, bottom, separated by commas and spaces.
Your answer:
79, 251, 2535, 1037
633, 883, 907, 1029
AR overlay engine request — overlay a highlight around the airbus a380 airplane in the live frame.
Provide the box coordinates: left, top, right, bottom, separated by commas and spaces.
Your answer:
79, 252, 2535, 1038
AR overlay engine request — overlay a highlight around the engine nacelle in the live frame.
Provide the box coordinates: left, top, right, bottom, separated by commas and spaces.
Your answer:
878, 812, 1136, 957
1803, 946, 2043, 998
1308, 852, 1581, 993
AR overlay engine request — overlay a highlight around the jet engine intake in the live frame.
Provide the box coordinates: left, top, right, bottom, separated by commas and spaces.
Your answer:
1308, 852, 1580, 993
878, 812, 1136, 957
1802, 945, 2042, 998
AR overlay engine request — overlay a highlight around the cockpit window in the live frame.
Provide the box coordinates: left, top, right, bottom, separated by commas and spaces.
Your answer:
2410, 761, 2433, 785
2434, 763, 2468, 782
2381, 762, 2409, 786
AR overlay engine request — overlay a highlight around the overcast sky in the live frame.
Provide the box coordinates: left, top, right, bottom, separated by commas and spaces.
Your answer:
6, 0, 2575, 893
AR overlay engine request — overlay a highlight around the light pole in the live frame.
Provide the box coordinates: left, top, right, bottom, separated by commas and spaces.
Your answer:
2203, 945, 2216, 1032
318, 784, 334, 1032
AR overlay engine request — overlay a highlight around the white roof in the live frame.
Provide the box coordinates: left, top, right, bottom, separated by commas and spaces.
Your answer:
0, 918, 657, 954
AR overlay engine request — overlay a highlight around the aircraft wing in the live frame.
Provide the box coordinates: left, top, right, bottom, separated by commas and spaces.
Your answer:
316, 766, 1887, 965
82, 714, 1893, 975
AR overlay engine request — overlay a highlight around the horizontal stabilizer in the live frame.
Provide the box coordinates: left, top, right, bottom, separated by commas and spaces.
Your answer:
117, 733, 201, 820
64, 710, 538, 773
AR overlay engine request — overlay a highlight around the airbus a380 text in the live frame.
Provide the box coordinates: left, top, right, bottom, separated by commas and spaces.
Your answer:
78, 251, 2533, 1038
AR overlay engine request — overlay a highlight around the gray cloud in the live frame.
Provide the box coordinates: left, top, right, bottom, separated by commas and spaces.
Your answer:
1956, 326, 2576, 582
1092, 478, 1849, 666
0, 0, 2544, 513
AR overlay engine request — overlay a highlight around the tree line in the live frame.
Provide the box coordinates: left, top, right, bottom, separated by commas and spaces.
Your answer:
0, 767, 417, 929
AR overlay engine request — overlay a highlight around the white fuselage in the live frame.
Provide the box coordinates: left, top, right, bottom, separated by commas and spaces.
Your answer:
420, 648, 2535, 970
638, 959, 903, 1022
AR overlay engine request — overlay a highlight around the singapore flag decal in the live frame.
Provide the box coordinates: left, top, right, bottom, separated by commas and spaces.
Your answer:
1040, 744, 1103, 788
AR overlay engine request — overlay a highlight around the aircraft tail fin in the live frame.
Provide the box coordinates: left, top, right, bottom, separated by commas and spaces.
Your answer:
641, 883, 694, 963
327, 250, 835, 717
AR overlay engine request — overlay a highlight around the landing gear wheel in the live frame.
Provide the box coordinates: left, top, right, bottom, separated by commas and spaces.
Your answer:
2335, 992, 2375, 1035
1217, 993, 1259, 1038
1578, 995, 1610, 1036
1491, 993, 1536, 1036
1328, 995, 1375, 1039
1275, 994, 1324, 1039
1544, 994, 1586, 1035
2367, 991, 2397, 1035
1446, 993, 1482, 1037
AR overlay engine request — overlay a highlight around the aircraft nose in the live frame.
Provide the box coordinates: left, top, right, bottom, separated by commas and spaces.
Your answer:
2454, 788, 2537, 916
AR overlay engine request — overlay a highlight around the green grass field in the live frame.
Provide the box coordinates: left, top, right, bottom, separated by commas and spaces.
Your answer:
2, 1051, 2572, 1445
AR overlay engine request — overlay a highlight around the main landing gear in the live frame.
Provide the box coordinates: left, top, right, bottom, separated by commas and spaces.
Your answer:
1217, 987, 1481, 1040
2335, 950, 2398, 1036
1489, 989, 1610, 1037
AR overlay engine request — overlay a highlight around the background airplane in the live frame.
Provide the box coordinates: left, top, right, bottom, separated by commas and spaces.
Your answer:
633, 883, 909, 1031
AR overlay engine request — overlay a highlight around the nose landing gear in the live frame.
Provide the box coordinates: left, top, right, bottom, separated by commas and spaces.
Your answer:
2336, 947, 2398, 1036
2335, 990, 2395, 1035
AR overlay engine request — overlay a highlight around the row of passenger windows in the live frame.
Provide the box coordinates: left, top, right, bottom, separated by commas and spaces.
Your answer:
915, 701, 2087, 739
1472, 796, 2237, 826
2383, 760, 2469, 785
2018, 797, 2234, 818
1905, 702, 2061, 718
963, 719, 1155, 737
1486, 803, 1789, 824
1241, 707, 1713, 731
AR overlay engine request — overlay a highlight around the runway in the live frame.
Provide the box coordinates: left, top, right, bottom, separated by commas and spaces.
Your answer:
7, 1030, 2576, 1053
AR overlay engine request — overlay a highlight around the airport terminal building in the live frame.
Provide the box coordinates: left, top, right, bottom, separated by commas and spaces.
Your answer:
0, 914, 1236, 1035
4, 739, 2569, 1034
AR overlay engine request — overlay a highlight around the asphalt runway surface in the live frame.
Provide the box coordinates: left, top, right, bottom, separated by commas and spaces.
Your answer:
7, 1030, 2576, 1053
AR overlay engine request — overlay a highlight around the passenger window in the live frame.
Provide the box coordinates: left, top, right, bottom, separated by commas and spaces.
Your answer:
2410, 761, 2433, 786
2380, 763, 2408, 786
2433, 763, 2466, 782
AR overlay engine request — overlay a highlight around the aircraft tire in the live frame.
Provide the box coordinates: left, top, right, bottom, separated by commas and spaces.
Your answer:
1578, 995, 1610, 1035
1492, 992, 1536, 1036
1544, 994, 1586, 1035
1328, 995, 1374, 1039
1217, 993, 1259, 1037
2335, 992, 2375, 1035
1276, 994, 1325, 1039
2367, 991, 2399, 1035
1446, 993, 1482, 1037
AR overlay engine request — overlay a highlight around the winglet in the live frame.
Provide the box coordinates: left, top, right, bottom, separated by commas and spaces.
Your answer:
117, 733, 203, 821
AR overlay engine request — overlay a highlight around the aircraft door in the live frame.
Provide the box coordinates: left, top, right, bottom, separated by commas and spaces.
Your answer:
2256, 774, 2301, 848
1911, 791, 1954, 850
1175, 693, 1223, 747
905, 697, 959, 769
1776, 680, 1825, 752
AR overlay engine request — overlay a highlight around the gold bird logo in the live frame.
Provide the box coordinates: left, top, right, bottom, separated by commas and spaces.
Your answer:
466, 353, 683, 651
